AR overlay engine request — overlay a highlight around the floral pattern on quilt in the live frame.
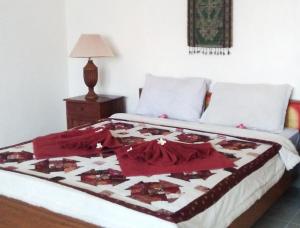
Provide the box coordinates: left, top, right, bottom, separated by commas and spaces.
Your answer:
176, 133, 211, 143
217, 140, 259, 150
115, 136, 145, 145
33, 159, 79, 174
138, 128, 171, 136
0, 118, 280, 223
103, 122, 135, 130
0, 151, 33, 163
80, 169, 128, 186
128, 180, 181, 204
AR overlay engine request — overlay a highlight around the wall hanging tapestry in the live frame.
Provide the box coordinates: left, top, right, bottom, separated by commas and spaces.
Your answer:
188, 0, 233, 55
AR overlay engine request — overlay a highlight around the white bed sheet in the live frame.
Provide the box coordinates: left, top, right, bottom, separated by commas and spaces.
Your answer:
280, 128, 300, 150
0, 113, 299, 228
280, 128, 298, 139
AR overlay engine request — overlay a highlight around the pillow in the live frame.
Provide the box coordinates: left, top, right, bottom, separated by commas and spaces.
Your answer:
136, 75, 209, 121
200, 82, 293, 133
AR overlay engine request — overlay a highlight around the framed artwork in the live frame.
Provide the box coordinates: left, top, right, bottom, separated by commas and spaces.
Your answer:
188, 0, 233, 55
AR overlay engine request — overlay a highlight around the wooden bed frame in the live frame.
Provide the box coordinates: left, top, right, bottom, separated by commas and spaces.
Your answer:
0, 171, 295, 228
1, 90, 299, 228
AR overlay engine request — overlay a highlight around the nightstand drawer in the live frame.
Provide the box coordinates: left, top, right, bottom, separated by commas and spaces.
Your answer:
64, 95, 125, 129
66, 102, 99, 118
67, 118, 96, 129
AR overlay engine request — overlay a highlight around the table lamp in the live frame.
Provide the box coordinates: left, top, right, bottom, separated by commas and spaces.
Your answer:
70, 34, 114, 100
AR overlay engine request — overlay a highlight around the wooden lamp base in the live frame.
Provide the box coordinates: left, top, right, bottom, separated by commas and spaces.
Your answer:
84, 59, 99, 100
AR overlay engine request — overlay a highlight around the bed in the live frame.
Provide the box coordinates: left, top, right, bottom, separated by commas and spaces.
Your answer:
1, 88, 300, 228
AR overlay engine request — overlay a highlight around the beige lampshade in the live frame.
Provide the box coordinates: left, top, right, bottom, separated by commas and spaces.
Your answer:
70, 34, 114, 58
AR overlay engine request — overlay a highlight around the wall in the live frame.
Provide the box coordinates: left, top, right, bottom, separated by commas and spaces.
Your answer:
66, 0, 146, 112
66, 0, 300, 113
0, 0, 68, 147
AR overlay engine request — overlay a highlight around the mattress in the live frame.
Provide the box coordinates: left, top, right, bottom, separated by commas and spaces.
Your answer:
0, 114, 299, 228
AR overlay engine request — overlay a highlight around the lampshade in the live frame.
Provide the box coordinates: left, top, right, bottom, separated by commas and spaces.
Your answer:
70, 34, 114, 58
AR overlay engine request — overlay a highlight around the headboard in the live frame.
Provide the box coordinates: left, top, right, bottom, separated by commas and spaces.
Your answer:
139, 89, 300, 130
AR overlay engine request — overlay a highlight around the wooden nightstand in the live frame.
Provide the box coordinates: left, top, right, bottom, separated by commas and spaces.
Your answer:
64, 95, 125, 129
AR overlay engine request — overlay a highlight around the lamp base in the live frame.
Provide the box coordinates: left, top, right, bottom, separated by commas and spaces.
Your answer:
84, 60, 99, 101
85, 90, 99, 100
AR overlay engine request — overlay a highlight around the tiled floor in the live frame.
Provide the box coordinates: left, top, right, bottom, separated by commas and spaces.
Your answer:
293, 177, 300, 188
252, 185, 300, 228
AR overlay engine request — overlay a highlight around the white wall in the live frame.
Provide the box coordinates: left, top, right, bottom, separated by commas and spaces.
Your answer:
0, 1, 297, 149
66, 0, 300, 113
0, 0, 68, 147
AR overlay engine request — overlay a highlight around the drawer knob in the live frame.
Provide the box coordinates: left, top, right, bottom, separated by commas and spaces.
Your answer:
80, 107, 85, 111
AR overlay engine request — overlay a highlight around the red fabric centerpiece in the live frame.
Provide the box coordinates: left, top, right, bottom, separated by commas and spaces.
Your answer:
116, 139, 234, 176
33, 128, 120, 159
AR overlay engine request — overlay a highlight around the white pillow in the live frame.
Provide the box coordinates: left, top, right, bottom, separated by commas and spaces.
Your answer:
200, 83, 293, 133
136, 75, 209, 121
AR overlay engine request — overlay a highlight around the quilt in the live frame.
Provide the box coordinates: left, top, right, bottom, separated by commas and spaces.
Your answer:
0, 117, 283, 224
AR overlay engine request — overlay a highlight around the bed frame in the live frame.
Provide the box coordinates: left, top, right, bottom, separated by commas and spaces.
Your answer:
1, 91, 299, 228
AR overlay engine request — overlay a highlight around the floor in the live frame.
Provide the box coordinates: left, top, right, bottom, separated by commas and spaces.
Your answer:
293, 176, 300, 188
253, 179, 300, 228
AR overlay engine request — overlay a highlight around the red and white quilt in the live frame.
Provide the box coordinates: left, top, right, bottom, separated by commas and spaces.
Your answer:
0, 114, 298, 228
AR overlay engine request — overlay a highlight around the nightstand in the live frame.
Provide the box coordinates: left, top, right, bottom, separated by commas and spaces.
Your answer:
64, 95, 125, 129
